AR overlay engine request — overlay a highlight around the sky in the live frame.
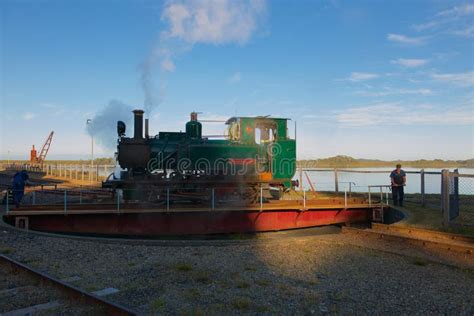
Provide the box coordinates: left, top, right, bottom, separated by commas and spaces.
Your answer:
1, 0, 473, 161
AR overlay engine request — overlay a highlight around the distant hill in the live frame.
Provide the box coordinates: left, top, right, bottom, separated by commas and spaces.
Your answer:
298, 155, 474, 168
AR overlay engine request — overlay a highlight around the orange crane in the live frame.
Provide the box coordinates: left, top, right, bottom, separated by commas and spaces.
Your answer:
30, 131, 54, 164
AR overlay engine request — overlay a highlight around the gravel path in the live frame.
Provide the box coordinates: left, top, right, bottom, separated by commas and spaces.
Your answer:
0, 226, 473, 315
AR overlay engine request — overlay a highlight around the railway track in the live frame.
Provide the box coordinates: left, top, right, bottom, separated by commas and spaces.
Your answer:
0, 254, 137, 315
342, 223, 474, 255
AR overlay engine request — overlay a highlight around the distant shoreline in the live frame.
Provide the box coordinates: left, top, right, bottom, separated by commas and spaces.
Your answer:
298, 155, 474, 169
1, 155, 473, 169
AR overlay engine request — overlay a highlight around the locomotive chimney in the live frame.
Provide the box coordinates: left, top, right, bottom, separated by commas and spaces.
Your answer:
133, 109, 144, 139
145, 118, 149, 138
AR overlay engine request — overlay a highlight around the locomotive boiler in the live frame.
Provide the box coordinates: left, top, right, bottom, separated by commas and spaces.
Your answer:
104, 109, 297, 203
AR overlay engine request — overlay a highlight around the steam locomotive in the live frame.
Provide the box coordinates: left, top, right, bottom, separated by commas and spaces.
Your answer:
103, 109, 297, 202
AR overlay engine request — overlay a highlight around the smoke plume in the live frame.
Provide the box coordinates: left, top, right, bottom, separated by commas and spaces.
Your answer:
86, 100, 133, 151
139, 0, 267, 115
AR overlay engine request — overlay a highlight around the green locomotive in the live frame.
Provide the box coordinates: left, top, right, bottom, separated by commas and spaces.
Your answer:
104, 109, 297, 202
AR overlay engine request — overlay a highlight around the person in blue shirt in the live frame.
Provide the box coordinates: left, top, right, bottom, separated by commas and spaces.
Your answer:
12, 170, 29, 208
390, 164, 406, 207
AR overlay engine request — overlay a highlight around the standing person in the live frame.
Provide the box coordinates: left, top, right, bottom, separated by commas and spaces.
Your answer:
390, 164, 406, 206
12, 170, 29, 208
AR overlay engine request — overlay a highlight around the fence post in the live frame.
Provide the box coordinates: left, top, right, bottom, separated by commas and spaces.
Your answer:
450, 169, 460, 221
117, 191, 120, 213
299, 168, 303, 191
260, 185, 263, 211
32, 190, 36, 205
344, 188, 347, 208
420, 169, 425, 207
441, 169, 450, 226
303, 190, 306, 210
380, 187, 383, 206
211, 188, 215, 210
166, 188, 170, 211
82, 165, 84, 181
6, 190, 9, 214
334, 168, 339, 193
64, 190, 67, 214
368, 187, 371, 207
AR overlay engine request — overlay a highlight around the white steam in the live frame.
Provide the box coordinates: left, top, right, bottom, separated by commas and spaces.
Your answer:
139, 0, 267, 114
86, 100, 133, 151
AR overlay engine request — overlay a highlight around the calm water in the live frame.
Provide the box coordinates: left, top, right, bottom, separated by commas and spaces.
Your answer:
297, 168, 474, 195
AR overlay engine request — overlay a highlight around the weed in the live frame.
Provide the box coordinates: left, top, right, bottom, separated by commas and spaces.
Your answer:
412, 258, 428, 266
150, 296, 166, 312
307, 279, 318, 286
184, 288, 201, 300
0, 247, 14, 255
232, 297, 252, 310
255, 279, 270, 286
236, 281, 250, 289
173, 263, 193, 272
193, 271, 210, 283
256, 305, 271, 312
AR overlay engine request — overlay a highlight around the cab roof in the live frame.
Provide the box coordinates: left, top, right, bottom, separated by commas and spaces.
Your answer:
225, 116, 291, 124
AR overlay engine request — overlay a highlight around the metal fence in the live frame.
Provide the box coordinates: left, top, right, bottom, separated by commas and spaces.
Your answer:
1, 163, 115, 183
2, 185, 389, 215
298, 168, 474, 227
442, 170, 474, 227
296, 168, 443, 206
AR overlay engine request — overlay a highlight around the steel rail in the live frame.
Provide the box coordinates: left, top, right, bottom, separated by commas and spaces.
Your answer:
370, 223, 474, 244
341, 225, 474, 254
0, 254, 137, 315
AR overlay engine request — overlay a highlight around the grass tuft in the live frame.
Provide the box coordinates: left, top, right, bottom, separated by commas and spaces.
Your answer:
193, 271, 210, 283
255, 279, 270, 287
412, 258, 428, 266
236, 281, 250, 289
150, 296, 166, 312
0, 247, 14, 254
173, 263, 193, 272
232, 297, 252, 310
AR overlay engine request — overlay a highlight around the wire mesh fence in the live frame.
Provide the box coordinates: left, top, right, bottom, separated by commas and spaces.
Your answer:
446, 171, 474, 227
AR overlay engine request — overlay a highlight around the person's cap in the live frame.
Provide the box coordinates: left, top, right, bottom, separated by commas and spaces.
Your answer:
396, 164, 402, 168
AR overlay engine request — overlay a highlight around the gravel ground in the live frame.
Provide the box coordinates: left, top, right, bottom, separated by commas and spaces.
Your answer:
0, 226, 473, 315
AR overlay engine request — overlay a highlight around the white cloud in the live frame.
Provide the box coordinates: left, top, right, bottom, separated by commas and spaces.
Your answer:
21, 112, 36, 120
431, 71, 474, 87
347, 72, 379, 82
387, 33, 426, 45
161, 0, 267, 45
40, 103, 61, 109
227, 72, 242, 84
436, 4, 474, 18
413, 4, 474, 38
356, 87, 433, 97
334, 103, 403, 127
390, 58, 428, 68
452, 25, 474, 38
317, 102, 474, 127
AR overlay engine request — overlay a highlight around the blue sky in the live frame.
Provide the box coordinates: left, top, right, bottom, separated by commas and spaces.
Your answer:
1, 0, 473, 160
